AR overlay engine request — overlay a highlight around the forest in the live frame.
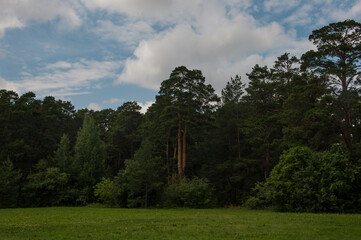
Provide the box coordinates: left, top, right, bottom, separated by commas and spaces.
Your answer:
1, 19, 361, 213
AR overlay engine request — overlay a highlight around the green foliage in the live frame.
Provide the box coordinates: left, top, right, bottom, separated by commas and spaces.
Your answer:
244, 181, 273, 210
301, 19, 361, 88
221, 75, 244, 105
242, 64, 284, 179
301, 19, 361, 150
164, 177, 213, 208
54, 134, 72, 173
106, 101, 143, 175
114, 141, 165, 208
0, 91, 75, 176
24, 160, 70, 207
0, 158, 21, 208
94, 178, 117, 207
246, 146, 361, 212
73, 115, 106, 204
158, 66, 219, 178
280, 73, 337, 151
204, 75, 261, 206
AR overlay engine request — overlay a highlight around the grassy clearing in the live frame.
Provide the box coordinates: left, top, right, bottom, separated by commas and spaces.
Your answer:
0, 207, 360, 240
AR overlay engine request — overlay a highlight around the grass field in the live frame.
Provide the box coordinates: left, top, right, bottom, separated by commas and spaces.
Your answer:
0, 207, 360, 240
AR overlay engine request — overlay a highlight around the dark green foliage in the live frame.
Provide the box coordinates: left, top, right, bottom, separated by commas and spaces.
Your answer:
221, 75, 244, 104
243, 64, 284, 179
73, 115, 106, 204
246, 146, 361, 212
206, 75, 260, 205
280, 72, 338, 150
23, 160, 70, 207
301, 19, 361, 150
301, 20, 361, 88
158, 66, 219, 178
0, 90, 75, 175
114, 141, 165, 208
0, 158, 21, 208
243, 181, 274, 210
164, 177, 213, 208
53, 134, 72, 173
106, 102, 143, 175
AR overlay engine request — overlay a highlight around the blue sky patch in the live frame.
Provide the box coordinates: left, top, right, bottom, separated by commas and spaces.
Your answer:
0, 0, 360, 112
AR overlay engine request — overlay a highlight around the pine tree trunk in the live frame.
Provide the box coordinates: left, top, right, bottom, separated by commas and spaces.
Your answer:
342, 103, 353, 150
177, 118, 183, 178
166, 139, 170, 184
182, 126, 187, 175
173, 141, 177, 159
340, 72, 353, 150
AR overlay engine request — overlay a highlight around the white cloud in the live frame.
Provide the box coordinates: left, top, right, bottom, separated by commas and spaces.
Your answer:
282, 1, 361, 28
0, 76, 20, 93
138, 101, 155, 114
81, 0, 175, 20
0, 15, 24, 37
283, 4, 314, 27
87, 102, 102, 111
263, 0, 300, 13
103, 98, 124, 105
2, 0, 359, 104
93, 20, 155, 48
1, 59, 122, 97
116, 4, 313, 91
222, 0, 253, 10
0, 0, 83, 37
328, 1, 361, 22
42, 61, 72, 70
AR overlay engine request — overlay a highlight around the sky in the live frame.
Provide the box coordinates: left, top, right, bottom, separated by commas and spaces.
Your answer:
1, 0, 361, 113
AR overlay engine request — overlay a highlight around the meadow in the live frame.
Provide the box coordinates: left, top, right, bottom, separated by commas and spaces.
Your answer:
0, 207, 360, 240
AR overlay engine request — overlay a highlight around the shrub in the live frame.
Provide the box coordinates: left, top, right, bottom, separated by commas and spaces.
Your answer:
245, 146, 361, 213
0, 158, 21, 208
164, 177, 213, 208
94, 178, 117, 207
23, 160, 70, 207
113, 141, 165, 208
244, 182, 272, 209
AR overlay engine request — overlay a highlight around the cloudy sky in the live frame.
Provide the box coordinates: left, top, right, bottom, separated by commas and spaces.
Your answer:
1, 0, 360, 112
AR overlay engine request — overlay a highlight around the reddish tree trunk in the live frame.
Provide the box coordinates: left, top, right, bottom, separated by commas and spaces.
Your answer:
177, 118, 183, 178
166, 139, 170, 184
182, 126, 187, 174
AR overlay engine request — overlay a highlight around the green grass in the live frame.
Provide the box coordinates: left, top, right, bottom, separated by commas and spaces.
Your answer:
0, 207, 360, 240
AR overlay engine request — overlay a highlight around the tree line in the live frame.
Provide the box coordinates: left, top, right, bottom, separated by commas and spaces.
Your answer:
1, 20, 361, 212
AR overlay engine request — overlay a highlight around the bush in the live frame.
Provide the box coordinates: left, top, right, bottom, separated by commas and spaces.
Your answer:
94, 178, 117, 207
164, 177, 213, 208
244, 182, 272, 209
113, 141, 166, 208
23, 160, 70, 207
245, 146, 361, 213
0, 158, 21, 208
